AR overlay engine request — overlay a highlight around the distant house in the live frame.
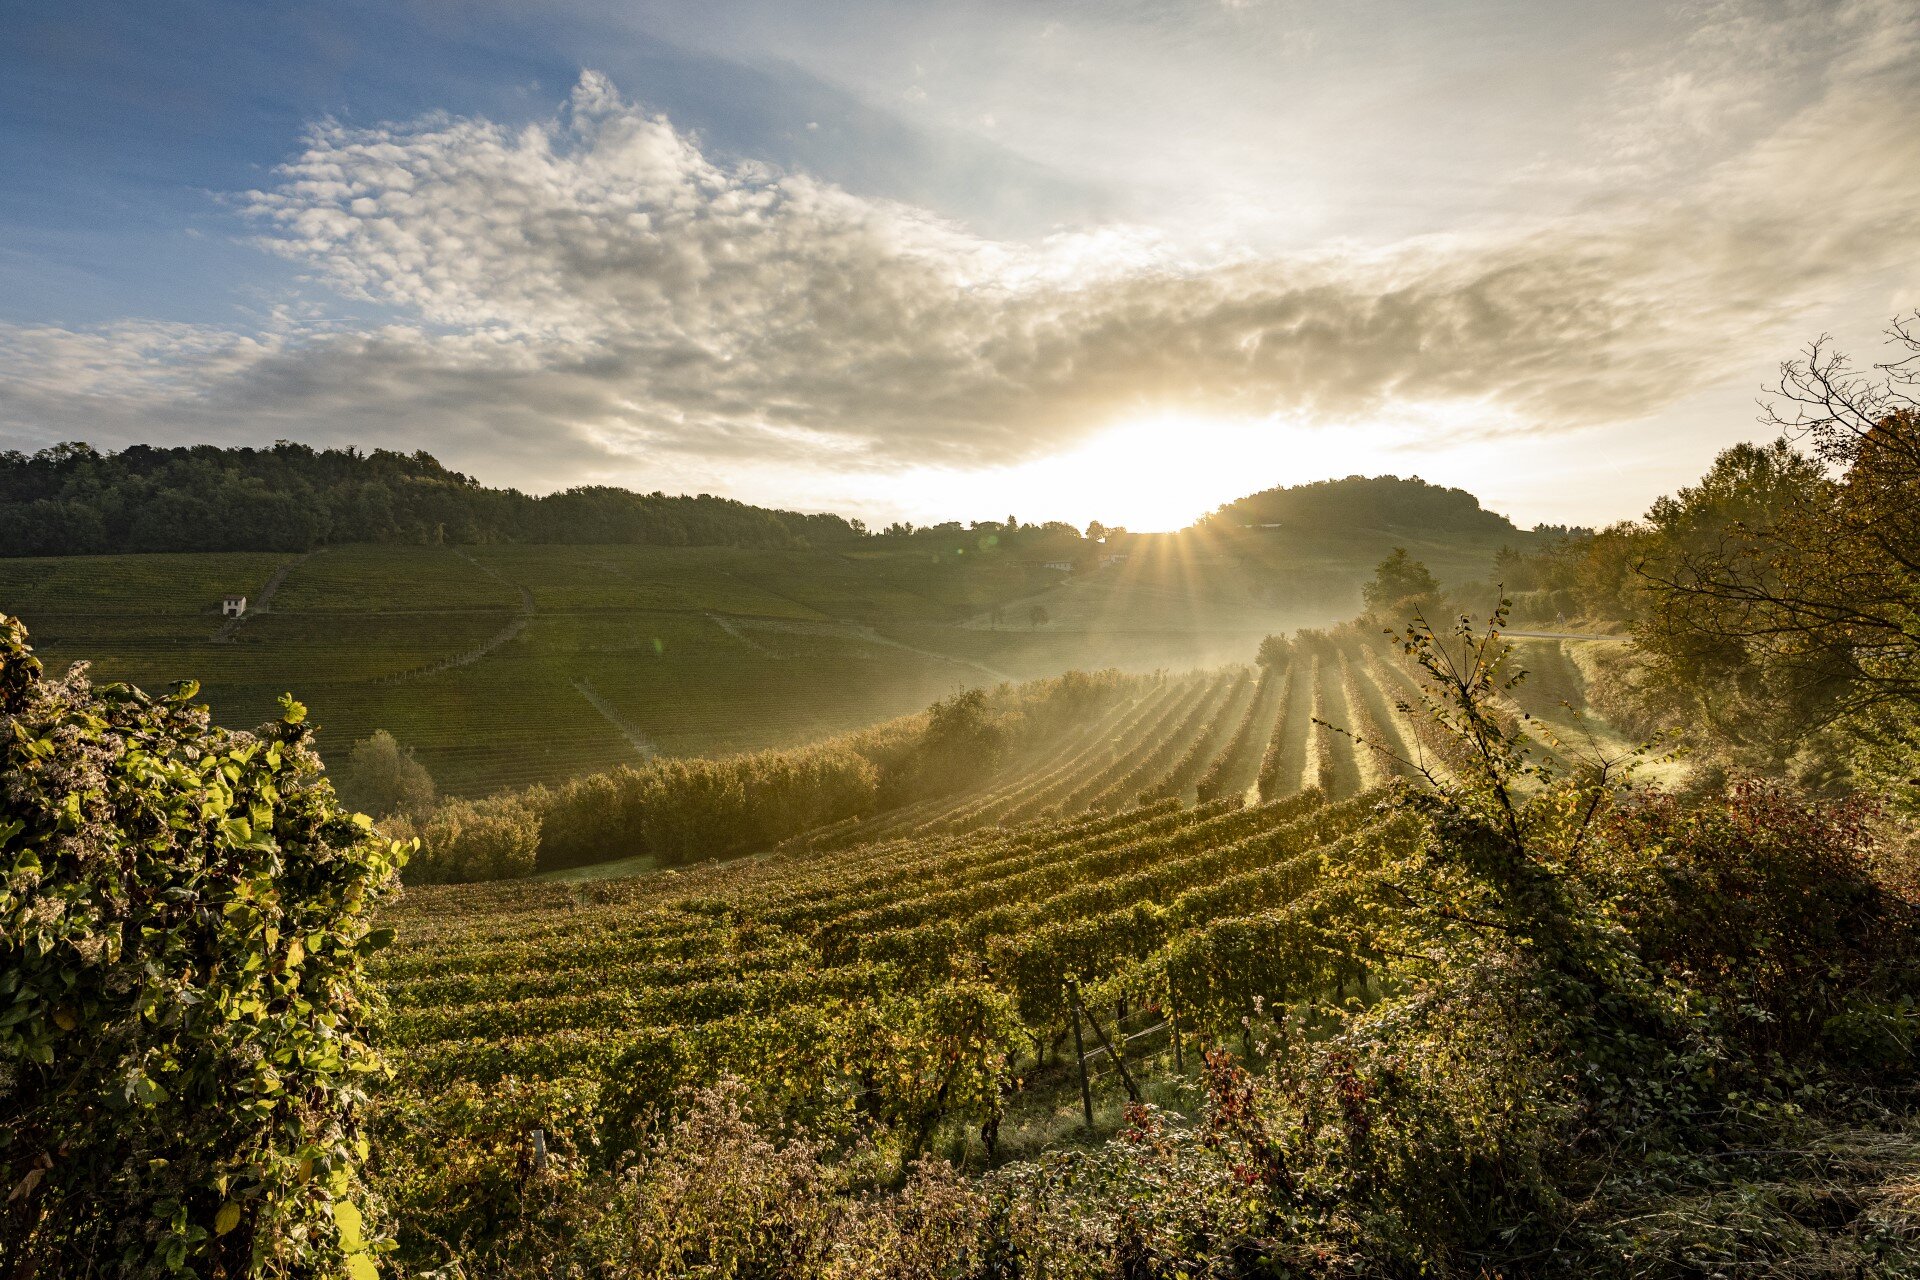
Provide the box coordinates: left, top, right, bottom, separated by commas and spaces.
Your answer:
1040, 560, 1075, 573
1101, 552, 1130, 566
221, 594, 247, 618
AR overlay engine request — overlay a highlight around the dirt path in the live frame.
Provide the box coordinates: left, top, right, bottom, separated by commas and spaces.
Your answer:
724, 615, 1019, 684
373, 553, 534, 684
210, 548, 323, 642
571, 678, 657, 759
707, 612, 780, 657
1500, 629, 1627, 642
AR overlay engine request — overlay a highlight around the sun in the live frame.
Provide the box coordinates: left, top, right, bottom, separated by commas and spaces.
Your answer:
983, 413, 1363, 532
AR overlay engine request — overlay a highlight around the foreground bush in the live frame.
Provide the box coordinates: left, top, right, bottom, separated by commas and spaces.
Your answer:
0, 614, 407, 1278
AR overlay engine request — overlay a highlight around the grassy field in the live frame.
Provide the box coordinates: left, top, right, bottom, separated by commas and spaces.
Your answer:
0, 543, 1069, 794
0, 524, 1532, 796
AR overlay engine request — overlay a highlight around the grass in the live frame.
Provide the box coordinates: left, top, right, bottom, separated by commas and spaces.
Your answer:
0, 529, 1542, 799
0, 544, 1071, 795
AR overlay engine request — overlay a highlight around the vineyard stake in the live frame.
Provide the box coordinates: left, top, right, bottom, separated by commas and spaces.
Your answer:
1170, 1006, 1185, 1071
1074, 984, 1140, 1103
1071, 1001, 1094, 1130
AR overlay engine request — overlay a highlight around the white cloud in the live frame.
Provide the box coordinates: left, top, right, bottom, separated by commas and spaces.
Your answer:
3, 1, 1918, 512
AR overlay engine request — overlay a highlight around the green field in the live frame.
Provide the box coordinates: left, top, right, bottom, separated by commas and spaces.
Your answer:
0, 542, 1068, 794
0, 527, 1532, 797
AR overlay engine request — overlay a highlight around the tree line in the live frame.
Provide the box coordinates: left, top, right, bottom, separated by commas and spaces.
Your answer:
342, 669, 1141, 883
1440, 319, 1920, 812
0, 441, 867, 555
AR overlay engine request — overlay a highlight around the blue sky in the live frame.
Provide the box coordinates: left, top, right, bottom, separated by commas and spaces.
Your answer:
3, 1, 1917, 530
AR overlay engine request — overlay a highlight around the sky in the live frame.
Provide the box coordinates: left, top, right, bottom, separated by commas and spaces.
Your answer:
2, 0, 1916, 532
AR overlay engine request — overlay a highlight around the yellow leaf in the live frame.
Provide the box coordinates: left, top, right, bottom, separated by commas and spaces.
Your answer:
52, 1007, 77, 1032
344, 1252, 379, 1280
214, 1202, 242, 1236
332, 1199, 364, 1249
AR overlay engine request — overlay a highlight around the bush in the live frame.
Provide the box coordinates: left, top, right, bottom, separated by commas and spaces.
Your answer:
337, 728, 436, 820
0, 614, 406, 1278
395, 794, 541, 884
1605, 780, 1913, 1063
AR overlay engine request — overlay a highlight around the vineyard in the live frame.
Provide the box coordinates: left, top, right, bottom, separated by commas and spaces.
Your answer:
0, 516, 1551, 798
370, 627, 1598, 1201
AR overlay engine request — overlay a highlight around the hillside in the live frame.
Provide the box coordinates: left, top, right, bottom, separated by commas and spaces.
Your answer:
0, 468, 1554, 795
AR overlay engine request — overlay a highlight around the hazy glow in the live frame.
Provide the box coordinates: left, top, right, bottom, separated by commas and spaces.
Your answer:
806, 413, 1391, 532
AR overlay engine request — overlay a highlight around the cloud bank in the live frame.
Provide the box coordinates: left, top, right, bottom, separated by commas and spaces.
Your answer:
3, 0, 1917, 504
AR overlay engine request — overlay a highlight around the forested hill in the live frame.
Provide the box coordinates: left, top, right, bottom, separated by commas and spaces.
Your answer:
0, 441, 1558, 558
1207, 474, 1534, 535
0, 442, 866, 555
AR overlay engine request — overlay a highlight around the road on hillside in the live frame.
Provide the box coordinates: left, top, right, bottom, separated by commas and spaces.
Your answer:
1500, 629, 1629, 642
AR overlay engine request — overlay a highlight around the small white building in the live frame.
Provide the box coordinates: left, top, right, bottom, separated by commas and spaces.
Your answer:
1041, 560, 1075, 573
221, 595, 247, 618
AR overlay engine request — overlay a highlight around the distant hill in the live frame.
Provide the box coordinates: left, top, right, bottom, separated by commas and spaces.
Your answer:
0, 442, 866, 556
0, 452, 1569, 796
1205, 474, 1517, 535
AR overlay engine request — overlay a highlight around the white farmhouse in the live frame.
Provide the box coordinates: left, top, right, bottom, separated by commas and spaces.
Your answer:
221, 594, 247, 618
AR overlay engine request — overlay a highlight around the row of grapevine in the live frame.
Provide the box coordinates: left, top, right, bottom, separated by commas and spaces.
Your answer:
1193, 664, 1284, 802
376, 776, 1406, 1167
1143, 670, 1256, 802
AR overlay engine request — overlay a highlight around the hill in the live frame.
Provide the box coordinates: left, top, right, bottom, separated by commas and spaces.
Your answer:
361, 624, 1914, 1274
0, 441, 865, 554
0, 459, 1559, 795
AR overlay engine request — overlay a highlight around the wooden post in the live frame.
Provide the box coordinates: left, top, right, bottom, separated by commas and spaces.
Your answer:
1076, 987, 1140, 1103
1170, 1006, 1184, 1072
530, 1128, 548, 1174
1071, 1002, 1094, 1130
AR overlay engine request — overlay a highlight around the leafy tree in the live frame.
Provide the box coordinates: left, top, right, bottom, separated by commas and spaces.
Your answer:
337, 729, 436, 820
1362, 548, 1441, 617
1029, 605, 1050, 629
1255, 634, 1291, 668
392, 795, 540, 884
0, 614, 406, 1278
1638, 321, 1920, 796
1209, 473, 1516, 534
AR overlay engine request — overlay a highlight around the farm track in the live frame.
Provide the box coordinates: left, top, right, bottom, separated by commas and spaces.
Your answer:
726, 615, 1020, 684
209, 548, 323, 642
571, 678, 658, 759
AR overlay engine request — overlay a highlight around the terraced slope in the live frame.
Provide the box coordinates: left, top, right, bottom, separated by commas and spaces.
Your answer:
377, 784, 1410, 1157
0, 544, 1074, 794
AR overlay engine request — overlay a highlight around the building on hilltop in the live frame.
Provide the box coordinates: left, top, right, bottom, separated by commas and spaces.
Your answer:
221, 594, 247, 618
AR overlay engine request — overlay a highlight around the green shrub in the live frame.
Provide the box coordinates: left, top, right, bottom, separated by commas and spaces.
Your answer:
0, 614, 406, 1278
337, 729, 436, 820
394, 795, 541, 884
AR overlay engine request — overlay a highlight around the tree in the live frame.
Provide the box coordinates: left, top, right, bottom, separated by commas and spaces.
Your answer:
1256, 634, 1291, 668
1029, 605, 1050, 630
1639, 319, 1920, 794
1362, 548, 1441, 617
338, 728, 437, 819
